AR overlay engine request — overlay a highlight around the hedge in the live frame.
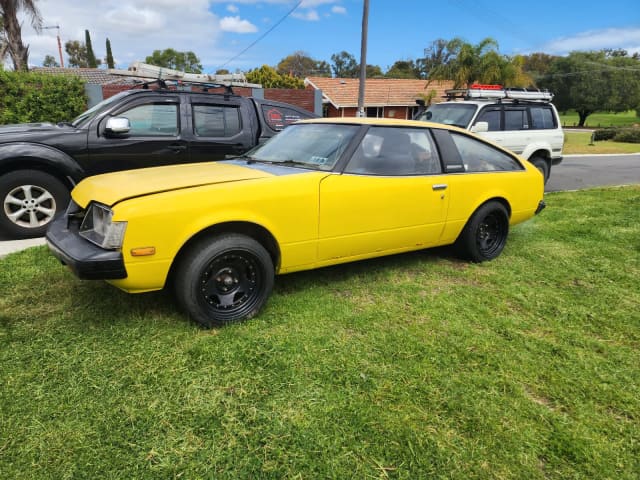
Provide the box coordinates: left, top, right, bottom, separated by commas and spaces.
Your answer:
0, 70, 87, 125
593, 127, 640, 143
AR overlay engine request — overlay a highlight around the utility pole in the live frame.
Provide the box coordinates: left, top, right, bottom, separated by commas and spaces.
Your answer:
43, 25, 64, 68
356, 0, 369, 117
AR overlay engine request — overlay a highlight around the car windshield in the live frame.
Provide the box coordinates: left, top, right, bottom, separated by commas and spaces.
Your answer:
71, 91, 131, 127
243, 123, 360, 170
418, 103, 478, 129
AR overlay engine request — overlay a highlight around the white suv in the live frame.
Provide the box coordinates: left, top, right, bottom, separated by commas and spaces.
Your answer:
415, 85, 564, 182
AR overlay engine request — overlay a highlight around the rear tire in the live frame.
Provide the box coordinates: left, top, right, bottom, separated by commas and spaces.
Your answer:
456, 201, 509, 262
0, 170, 70, 239
173, 234, 275, 328
529, 156, 550, 184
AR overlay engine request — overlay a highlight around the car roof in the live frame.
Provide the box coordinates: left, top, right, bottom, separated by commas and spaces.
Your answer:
297, 116, 469, 133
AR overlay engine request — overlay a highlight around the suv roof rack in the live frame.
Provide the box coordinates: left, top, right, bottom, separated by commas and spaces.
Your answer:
109, 62, 262, 93
445, 84, 553, 102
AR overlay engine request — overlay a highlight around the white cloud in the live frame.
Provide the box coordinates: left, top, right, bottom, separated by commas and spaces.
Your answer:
227, 4, 239, 13
19, 0, 243, 71
219, 16, 259, 33
542, 27, 640, 55
292, 9, 320, 21
331, 6, 347, 15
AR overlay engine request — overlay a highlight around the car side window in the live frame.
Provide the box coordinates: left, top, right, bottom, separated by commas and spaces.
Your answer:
345, 127, 441, 176
530, 106, 557, 129
475, 107, 501, 131
121, 103, 179, 136
193, 105, 241, 137
504, 108, 528, 130
450, 132, 524, 172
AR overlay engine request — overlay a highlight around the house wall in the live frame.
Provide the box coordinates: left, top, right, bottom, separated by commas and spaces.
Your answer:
324, 104, 411, 119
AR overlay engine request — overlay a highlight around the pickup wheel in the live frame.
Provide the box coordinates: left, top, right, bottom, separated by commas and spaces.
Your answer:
174, 234, 275, 328
456, 201, 509, 262
0, 170, 70, 239
529, 156, 550, 184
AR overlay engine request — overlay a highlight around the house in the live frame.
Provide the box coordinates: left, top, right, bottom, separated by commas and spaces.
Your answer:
304, 77, 454, 119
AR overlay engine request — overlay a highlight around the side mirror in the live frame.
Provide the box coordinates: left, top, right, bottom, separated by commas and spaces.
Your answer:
105, 117, 131, 135
471, 121, 488, 133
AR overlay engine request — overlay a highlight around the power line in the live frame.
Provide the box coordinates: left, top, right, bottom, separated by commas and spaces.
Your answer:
218, 0, 303, 71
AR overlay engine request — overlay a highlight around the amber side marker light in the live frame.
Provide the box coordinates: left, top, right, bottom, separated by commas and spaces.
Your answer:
130, 247, 156, 257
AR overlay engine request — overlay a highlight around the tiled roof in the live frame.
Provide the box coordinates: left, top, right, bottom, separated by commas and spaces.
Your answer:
305, 77, 454, 108
30, 67, 137, 85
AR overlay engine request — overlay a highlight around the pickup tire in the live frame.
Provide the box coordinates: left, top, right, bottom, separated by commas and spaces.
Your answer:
0, 170, 70, 239
174, 233, 275, 328
456, 201, 509, 262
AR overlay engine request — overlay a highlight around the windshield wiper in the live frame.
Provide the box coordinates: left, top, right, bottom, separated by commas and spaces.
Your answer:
275, 159, 312, 168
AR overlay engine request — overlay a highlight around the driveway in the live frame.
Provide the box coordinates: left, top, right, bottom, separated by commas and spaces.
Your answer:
2, 153, 639, 257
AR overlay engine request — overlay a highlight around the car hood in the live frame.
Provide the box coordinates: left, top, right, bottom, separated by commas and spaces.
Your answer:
72, 161, 276, 207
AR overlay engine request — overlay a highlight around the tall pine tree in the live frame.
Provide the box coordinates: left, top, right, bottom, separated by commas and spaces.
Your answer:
85, 29, 98, 68
105, 38, 115, 69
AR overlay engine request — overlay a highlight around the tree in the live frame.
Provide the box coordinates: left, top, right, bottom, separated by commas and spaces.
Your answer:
105, 38, 114, 69
42, 54, 59, 67
540, 50, 640, 126
521, 52, 557, 84
417, 38, 461, 78
366, 64, 384, 78
0, 0, 42, 71
65, 40, 88, 68
144, 48, 202, 73
330, 51, 358, 78
427, 37, 531, 88
245, 65, 304, 89
385, 60, 419, 79
277, 51, 331, 78
84, 29, 99, 68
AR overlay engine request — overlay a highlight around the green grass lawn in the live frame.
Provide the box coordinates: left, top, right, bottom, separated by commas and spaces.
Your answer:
564, 131, 640, 155
1, 187, 639, 479
559, 110, 639, 128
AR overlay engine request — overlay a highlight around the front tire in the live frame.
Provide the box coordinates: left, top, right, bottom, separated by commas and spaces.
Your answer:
173, 234, 275, 328
0, 170, 70, 239
456, 201, 509, 262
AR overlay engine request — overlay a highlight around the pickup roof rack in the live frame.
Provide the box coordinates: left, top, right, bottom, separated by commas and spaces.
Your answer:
108, 62, 262, 93
445, 84, 553, 102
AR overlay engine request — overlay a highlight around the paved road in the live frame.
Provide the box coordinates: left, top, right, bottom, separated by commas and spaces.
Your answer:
2, 153, 639, 257
546, 153, 640, 192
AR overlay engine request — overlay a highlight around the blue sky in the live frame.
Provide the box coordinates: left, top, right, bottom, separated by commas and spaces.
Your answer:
23, 0, 640, 73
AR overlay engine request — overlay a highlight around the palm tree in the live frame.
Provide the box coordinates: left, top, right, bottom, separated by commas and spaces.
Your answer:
0, 0, 42, 71
428, 37, 531, 88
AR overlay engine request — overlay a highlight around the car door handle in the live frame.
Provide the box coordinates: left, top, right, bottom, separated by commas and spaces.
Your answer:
168, 144, 187, 153
432, 184, 448, 191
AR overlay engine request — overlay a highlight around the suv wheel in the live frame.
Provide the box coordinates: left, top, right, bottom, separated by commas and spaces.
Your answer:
0, 170, 70, 239
529, 156, 550, 184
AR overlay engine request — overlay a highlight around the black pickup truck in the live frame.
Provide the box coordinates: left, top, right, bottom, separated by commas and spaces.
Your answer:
0, 88, 316, 238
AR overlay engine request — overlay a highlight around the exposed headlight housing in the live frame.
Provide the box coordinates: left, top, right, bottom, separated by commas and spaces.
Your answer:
79, 202, 127, 250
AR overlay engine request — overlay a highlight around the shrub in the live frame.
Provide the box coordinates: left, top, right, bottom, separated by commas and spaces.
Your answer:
613, 128, 640, 143
0, 70, 87, 124
593, 128, 617, 141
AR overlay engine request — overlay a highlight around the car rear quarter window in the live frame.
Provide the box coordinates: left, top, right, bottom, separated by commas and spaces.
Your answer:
450, 132, 524, 173
530, 106, 557, 129
193, 105, 242, 137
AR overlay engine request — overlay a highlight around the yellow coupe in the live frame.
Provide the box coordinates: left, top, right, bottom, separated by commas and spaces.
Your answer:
46, 118, 545, 327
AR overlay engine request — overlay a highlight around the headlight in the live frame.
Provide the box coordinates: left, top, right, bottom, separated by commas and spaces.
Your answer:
79, 202, 127, 250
